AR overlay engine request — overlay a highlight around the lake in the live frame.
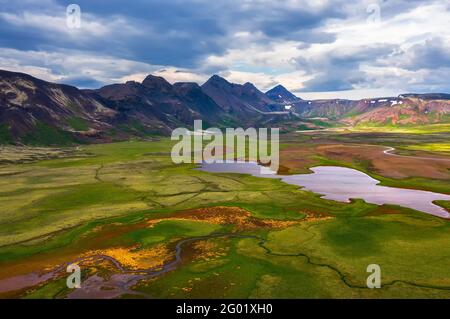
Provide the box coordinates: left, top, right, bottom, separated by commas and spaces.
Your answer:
197, 162, 450, 218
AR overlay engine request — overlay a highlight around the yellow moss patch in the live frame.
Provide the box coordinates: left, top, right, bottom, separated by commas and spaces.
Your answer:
301, 211, 334, 222
146, 206, 298, 230
85, 244, 173, 271
193, 240, 229, 261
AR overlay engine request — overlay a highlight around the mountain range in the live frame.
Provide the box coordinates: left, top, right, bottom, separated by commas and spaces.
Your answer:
0, 69, 449, 145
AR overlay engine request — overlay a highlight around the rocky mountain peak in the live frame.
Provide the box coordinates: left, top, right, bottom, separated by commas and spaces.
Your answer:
266, 84, 300, 103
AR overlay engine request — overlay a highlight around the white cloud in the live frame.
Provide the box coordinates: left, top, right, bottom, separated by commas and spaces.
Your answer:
219, 70, 311, 92
0, 48, 158, 87
0, 8, 142, 45
297, 88, 401, 100
0, 0, 448, 98
197, 1, 450, 97
151, 68, 209, 84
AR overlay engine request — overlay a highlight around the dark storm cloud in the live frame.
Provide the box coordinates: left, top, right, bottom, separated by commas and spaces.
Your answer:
0, 0, 448, 95
0, 0, 227, 67
238, 3, 345, 40
297, 44, 397, 92
397, 38, 450, 71
0, 0, 344, 69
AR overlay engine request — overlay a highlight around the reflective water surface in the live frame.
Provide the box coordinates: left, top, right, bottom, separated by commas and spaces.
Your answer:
198, 162, 450, 218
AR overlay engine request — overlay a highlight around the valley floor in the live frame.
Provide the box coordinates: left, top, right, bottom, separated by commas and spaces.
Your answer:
0, 131, 449, 298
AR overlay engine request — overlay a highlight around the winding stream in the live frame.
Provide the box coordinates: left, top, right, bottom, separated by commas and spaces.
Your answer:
0, 233, 260, 299
1, 145, 449, 298
382, 146, 450, 162
67, 233, 258, 298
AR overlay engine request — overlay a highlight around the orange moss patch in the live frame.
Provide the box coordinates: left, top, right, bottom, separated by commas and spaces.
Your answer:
301, 210, 335, 222
0, 206, 300, 291
85, 244, 173, 271
192, 240, 229, 261
147, 206, 298, 230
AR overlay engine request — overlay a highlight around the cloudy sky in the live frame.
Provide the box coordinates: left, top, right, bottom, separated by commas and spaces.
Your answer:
0, 0, 449, 99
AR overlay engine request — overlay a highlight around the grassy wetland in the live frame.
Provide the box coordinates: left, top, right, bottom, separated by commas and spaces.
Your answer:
0, 130, 449, 299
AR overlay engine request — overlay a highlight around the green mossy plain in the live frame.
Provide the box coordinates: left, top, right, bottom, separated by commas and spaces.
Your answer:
0, 133, 449, 298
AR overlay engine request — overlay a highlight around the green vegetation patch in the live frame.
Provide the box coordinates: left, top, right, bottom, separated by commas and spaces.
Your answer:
34, 182, 139, 212
66, 117, 89, 131
0, 124, 13, 144
1, 136, 449, 299
124, 220, 222, 248
21, 122, 77, 146
353, 122, 450, 134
